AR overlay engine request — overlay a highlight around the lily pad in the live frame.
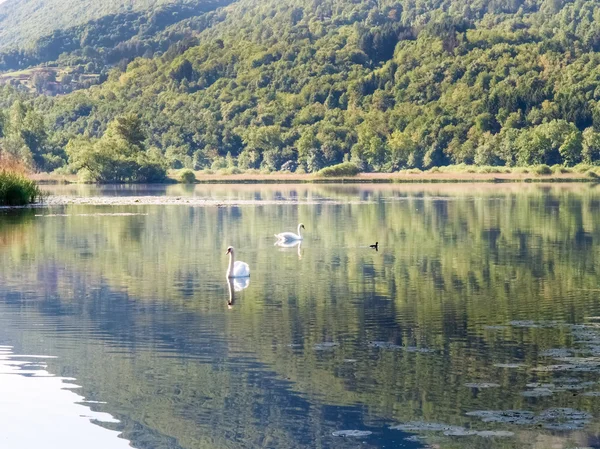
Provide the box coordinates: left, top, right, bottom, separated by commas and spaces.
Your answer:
540, 349, 574, 358
494, 363, 526, 368
404, 346, 434, 353
465, 410, 535, 425
466, 408, 592, 430
368, 341, 402, 350
332, 430, 372, 437
521, 388, 553, 397
464, 382, 501, 389
391, 421, 514, 438
314, 342, 338, 351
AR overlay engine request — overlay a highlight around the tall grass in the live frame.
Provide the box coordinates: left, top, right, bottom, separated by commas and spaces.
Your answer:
0, 157, 42, 206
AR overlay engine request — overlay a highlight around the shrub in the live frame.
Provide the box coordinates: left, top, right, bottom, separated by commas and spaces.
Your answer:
0, 166, 42, 206
533, 164, 552, 175
477, 166, 502, 173
587, 170, 599, 179
217, 167, 243, 175
574, 164, 593, 173
180, 169, 196, 184
317, 162, 361, 177
552, 164, 570, 174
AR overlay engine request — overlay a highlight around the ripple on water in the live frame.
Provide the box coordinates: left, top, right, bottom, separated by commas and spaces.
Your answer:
368, 341, 434, 353
313, 342, 339, 351
0, 345, 129, 448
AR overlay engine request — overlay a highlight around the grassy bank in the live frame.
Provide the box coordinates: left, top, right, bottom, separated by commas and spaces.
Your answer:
0, 165, 43, 206
30, 163, 600, 185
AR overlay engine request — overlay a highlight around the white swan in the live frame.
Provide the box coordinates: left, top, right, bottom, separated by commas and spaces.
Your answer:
275, 223, 305, 242
226, 246, 250, 278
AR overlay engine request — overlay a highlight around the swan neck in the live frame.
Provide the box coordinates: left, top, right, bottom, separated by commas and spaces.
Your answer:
297, 224, 302, 238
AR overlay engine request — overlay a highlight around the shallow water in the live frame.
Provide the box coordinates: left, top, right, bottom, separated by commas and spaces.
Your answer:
3, 183, 600, 448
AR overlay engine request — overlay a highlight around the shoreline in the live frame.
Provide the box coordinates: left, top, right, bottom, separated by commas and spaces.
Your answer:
30, 172, 599, 185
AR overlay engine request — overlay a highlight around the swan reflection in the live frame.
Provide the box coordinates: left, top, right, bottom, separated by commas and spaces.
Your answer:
274, 239, 303, 259
227, 277, 250, 308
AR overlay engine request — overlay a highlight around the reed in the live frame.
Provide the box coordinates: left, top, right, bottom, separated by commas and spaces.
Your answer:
0, 157, 43, 206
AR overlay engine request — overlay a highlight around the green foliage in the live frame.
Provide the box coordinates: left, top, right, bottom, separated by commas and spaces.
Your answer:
316, 162, 360, 177
6, 0, 600, 173
0, 168, 41, 206
587, 170, 600, 179
66, 114, 167, 183
179, 169, 196, 183
532, 164, 552, 175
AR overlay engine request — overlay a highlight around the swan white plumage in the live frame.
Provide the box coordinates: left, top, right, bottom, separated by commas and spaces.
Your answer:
226, 246, 250, 278
275, 223, 305, 242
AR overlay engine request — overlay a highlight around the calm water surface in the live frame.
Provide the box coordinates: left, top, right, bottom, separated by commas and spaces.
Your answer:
2, 183, 600, 449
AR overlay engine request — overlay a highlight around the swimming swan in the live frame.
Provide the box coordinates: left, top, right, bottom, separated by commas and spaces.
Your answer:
226, 246, 250, 278
275, 223, 305, 242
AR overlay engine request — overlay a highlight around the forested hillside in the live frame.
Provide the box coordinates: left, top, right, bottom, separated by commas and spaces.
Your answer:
0, 0, 231, 72
3, 0, 600, 178
0, 0, 197, 50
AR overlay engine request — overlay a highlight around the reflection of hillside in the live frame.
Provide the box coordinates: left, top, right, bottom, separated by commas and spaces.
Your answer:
0, 210, 35, 249
2, 185, 600, 448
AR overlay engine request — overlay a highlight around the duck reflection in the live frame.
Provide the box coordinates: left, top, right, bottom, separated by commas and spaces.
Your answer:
227, 277, 250, 309
274, 239, 303, 259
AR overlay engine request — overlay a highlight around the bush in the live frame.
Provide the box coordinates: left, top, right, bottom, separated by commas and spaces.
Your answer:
587, 170, 599, 179
533, 164, 552, 175
316, 162, 361, 177
217, 167, 243, 175
552, 164, 570, 174
0, 168, 42, 206
180, 169, 196, 184
574, 164, 593, 173
513, 167, 530, 174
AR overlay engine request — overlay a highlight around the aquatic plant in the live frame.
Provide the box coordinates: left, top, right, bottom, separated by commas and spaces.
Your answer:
0, 161, 42, 206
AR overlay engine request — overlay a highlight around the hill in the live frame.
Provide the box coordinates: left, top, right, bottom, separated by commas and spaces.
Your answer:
2, 0, 600, 177
0, 0, 188, 50
0, 0, 231, 73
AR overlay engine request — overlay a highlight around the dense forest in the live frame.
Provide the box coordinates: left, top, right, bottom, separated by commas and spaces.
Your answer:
0, 0, 205, 50
2, 0, 600, 178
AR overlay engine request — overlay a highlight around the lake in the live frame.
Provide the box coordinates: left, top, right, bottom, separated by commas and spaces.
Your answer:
1, 183, 600, 449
